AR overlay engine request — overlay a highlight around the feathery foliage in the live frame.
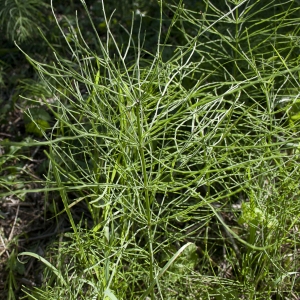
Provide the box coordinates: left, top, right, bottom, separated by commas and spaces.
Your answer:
1, 0, 300, 299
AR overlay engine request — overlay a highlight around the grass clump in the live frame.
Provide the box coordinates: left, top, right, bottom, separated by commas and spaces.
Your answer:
1, 0, 300, 299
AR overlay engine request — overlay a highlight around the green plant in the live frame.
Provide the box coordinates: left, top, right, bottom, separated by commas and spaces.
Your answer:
0, 0, 49, 43
1, 0, 300, 299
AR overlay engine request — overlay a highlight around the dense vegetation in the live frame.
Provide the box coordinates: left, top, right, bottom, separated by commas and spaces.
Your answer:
1, 0, 300, 299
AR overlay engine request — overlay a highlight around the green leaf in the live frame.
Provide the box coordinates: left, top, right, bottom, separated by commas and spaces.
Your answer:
18, 252, 67, 287
24, 107, 51, 136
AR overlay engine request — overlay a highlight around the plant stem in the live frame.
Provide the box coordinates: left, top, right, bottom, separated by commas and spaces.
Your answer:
135, 99, 154, 299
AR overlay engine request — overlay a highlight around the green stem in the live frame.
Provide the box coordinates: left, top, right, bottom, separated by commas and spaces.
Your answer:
135, 99, 154, 299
